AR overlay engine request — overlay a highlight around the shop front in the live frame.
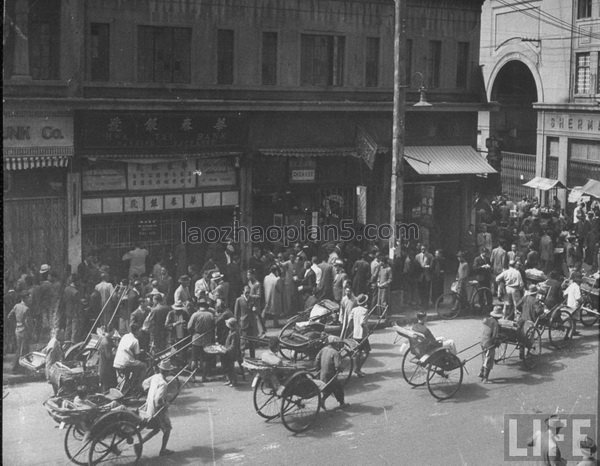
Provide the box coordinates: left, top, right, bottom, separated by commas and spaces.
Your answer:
3, 110, 74, 283
76, 111, 247, 276
536, 107, 600, 209
402, 145, 497, 256
249, 112, 390, 247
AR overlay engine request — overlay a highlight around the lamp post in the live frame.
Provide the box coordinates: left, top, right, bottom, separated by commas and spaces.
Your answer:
389, 0, 407, 259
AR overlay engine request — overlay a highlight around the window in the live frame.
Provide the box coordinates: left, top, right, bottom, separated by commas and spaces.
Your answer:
570, 140, 600, 162
300, 34, 345, 86
575, 53, 591, 94
456, 42, 469, 88
217, 29, 234, 85
547, 137, 559, 157
90, 23, 109, 81
577, 0, 592, 19
28, 0, 60, 80
427, 40, 442, 88
138, 26, 191, 83
262, 32, 277, 85
365, 37, 380, 87
406, 39, 413, 87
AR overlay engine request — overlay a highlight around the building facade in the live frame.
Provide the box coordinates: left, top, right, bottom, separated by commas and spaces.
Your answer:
3, 0, 490, 279
478, 0, 600, 205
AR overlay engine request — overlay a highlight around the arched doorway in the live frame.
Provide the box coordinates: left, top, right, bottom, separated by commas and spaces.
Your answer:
490, 60, 539, 199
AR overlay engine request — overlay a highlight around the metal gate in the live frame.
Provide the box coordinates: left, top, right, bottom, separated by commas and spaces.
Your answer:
3, 197, 68, 284
501, 151, 536, 200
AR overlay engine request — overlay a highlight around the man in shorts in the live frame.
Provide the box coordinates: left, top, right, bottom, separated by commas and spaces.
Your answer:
136, 359, 175, 457
348, 294, 370, 377
187, 300, 215, 383
495, 260, 524, 320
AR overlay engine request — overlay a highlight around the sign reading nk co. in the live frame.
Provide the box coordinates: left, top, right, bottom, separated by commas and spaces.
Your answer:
3, 116, 74, 147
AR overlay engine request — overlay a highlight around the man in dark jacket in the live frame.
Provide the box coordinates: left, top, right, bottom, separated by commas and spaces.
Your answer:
351, 252, 371, 295
317, 258, 335, 301
63, 275, 84, 343
187, 301, 215, 382
148, 294, 170, 353
315, 337, 348, 410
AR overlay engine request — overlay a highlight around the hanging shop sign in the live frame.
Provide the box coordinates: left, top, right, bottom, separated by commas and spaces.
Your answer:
3, 115, 74, 150
77, 112, 247, 151
289, 158, 316, 182
82, 167, 127, 191
197, 157, 236, 187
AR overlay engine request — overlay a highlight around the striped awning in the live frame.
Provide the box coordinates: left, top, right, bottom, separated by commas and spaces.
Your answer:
4, 155, 71, 170
404, 146, 497, 175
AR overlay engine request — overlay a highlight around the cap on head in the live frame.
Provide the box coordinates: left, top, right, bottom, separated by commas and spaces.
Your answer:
416, 311, 427, 321
40, 264, 51, 274
508, 259, 516, 267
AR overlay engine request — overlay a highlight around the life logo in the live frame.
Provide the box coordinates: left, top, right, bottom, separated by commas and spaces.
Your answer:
504, 414, 597, 462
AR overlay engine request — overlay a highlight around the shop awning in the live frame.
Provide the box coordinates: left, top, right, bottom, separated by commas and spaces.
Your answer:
403, 146, 496, 175
260, 147, 358, 157
523, 177, 566, 191
4, 154, 71, 170
578, 178, 600, 198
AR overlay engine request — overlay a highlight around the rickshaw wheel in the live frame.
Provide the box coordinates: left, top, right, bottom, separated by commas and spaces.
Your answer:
523, 327, 542, 370
548, 309, 575, 350
64, 424, 92, 465
401, 351, 427, 386
88, 420, 142, 465
253, 376, 281, 420
580, 306, 599, 327
426, 353, 463, 401
435, 293, 460, 320
280, 372, 321, 433
64, 342, 86, 362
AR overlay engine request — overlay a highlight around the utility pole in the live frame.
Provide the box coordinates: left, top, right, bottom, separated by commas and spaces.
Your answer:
389, 0, 406, 259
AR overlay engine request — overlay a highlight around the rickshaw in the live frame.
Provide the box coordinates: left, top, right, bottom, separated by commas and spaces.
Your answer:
393, 321, 541, 401
43, 367, 194, 465
242, 356, 345, 434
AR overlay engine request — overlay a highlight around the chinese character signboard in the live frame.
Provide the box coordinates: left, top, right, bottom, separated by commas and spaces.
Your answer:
128, 161, 196, 191
164, 194, 183, 210
76, 112, 247, 152
144, 195, 163, 211
124, 196, 144, 212
184, 193, 202, 208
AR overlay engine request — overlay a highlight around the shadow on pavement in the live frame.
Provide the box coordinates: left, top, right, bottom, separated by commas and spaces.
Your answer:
141, 444, 244, 465
440, 382, 490, 403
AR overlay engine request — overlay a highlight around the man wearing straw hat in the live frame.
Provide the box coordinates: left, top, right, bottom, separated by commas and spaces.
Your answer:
137, 358, 176, 457
479, 308, 501, 384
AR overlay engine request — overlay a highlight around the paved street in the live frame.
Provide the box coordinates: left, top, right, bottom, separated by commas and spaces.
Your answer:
3, 318, 598, 466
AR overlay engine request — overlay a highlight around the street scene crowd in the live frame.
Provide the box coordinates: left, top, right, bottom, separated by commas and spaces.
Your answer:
3, 192, 600, 463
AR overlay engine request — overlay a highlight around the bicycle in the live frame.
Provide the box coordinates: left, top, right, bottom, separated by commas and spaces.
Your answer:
435, 280, 493, 319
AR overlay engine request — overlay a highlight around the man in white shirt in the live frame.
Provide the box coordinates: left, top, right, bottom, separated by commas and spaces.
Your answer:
113, 323, 147, 393
137, 359, 175, 457
348, 294, 371, 377
122, 246, 149, 279
564, 272, 583, 315
194, 270, 212, 300
95, 273, 115, 309
495, 260, 524, 319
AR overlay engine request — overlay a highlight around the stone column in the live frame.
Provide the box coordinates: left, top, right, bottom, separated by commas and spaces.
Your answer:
11, 0, 31, 79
